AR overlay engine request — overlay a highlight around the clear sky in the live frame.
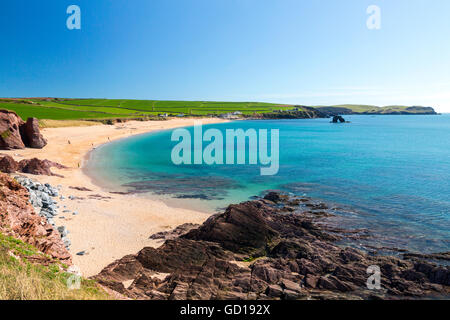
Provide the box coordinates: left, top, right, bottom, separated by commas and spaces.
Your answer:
1, 0, 449, 112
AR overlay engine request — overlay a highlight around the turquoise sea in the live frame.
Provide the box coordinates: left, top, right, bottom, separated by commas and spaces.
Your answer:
86, 115, 450, 253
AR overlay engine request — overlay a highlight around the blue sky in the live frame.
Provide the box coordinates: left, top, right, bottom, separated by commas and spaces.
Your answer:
1, 0, 449, 112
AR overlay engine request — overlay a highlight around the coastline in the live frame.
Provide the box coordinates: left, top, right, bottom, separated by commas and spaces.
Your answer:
2, 118, 229, 276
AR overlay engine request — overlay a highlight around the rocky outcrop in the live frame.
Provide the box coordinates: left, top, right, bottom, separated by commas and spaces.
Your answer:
0, 155, 19, 173
19, 158, 54, 176
20, 117, 47, 149
0, 110, 46, 150
248, 107, 328, 120
0, 110, 25, 149
149, 223, 199, 241
14, 176, 72, 250
0, 173, 71, 262
95, 194, 449, 300
0, 156, 66, 176
331, 115, 346, 123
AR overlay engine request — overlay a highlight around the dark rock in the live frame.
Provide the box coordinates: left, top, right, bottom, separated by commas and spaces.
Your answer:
266, 284, 284, 298
305, 274, 319, 288
149, 223, 200, 241
69, 186, 93, 192
95, 198, 450, 300
263, 191, 284, 203
183, 201, 278, 256
252, 262, 282, 284
0, 155, 19, 173
19, 158, 53, 175
19, 117, 47, 148
18, 158, 65, 176
331, 115, 346, 123
281, 279, 302, 292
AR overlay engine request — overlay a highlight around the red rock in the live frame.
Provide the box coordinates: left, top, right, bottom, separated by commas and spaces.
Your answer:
305, 274, 319, 288
19, 158, 53, 175
0, 173, 71, 263
266, 284, 284, 298
0, 155, 19, 173
0, 109, 25, 150
20, 117, 47, 149
281, 279, 302, 292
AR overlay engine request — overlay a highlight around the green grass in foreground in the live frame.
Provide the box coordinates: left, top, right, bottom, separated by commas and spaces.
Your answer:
0, 233, 110, 300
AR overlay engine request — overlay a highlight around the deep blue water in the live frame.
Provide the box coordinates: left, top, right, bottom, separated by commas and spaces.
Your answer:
86, 115, 450, 253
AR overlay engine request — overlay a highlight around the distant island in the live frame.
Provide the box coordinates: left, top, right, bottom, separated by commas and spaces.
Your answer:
0, 98, 438, 125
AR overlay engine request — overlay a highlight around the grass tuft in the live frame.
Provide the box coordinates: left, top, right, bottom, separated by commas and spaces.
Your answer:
0, 233, 111, 300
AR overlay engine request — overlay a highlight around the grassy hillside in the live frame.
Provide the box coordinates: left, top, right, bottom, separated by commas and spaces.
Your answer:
0, 98, 437, 123
0, 233, 110, 300
0, 98, 295, 121
52, 99, 293, 116
313, 104, 437, 115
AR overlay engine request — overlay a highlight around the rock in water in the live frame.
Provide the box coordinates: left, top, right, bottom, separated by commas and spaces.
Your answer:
20, 117, 47, 148
331, 115, 346, 123
0, 109, 25, 149
95, 198, 450, 300
0, 155, 19, 173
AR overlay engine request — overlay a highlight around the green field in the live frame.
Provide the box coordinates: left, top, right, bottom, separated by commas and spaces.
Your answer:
0, 98, 294, 121
0, 98, 436, 122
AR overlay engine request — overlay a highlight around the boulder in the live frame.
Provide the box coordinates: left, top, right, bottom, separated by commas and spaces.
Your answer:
0, 109, 25, 149
183, 201, 278, 255
0, 155, 19, 173
0, 111, 47, 150
19, 158, 53, 175
20, 117, 47, 148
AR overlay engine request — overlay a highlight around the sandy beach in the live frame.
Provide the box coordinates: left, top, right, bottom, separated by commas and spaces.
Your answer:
2, 118, 228, 276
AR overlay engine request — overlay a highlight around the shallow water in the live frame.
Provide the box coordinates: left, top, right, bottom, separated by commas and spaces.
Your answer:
86, 115, 450, 253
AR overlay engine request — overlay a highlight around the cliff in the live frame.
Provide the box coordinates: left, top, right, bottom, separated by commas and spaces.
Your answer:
314, 105, 438, 115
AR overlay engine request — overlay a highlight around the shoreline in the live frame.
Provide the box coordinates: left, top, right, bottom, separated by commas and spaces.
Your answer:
2, 118, 229, 276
